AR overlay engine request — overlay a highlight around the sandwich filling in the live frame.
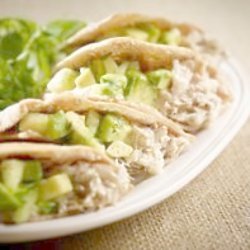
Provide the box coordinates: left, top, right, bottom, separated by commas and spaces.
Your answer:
1, 109, 189, 178
0, 157, 129, 224
48, 56, 230, 132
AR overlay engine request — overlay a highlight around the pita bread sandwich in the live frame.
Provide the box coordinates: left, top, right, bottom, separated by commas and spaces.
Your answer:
65, 13, 225, 61
0, 142, 130, 224
0, 92, 192, 182
53, 37, 231, 133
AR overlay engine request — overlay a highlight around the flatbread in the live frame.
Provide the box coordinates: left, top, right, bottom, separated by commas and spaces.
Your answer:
0, 143, 131, 223
0, 92, 191, 138
65, 13, 202, 49
0, 142, 112, 165
57, 37, 207, 75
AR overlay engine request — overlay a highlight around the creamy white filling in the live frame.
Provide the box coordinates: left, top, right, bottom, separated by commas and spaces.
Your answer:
123, 125, 189, 177
157, 60, 227, 132
29, 161, 131, 221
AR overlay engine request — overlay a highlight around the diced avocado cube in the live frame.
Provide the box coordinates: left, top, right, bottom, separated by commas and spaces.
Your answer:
85, 110, 101, 135
161, 28, 182, 45
75, 67, 96, 88
12, 188, 38, 224
125, 28, 149, 41
0, 183, 21, 211
100, 73, 128, 89
97, 114, 132, 143
46, 111, 69, 140
38, 201, 58, 215
47, 68, 78, 93
106, 140, 133, 158
66, 112, 103, 150
39, 173, 73, 201
103, 57, 118, 73
147, 69, 172, 90
23, 161, 43, 183
19, 113, 49, 136
0, 160, 25, 191
90, 59, 106, 82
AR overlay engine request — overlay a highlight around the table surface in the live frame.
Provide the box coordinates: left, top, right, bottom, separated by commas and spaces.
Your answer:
1, 0, 250, 249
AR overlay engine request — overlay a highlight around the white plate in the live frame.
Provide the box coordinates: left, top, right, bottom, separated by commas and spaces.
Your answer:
0, 58, 249, 243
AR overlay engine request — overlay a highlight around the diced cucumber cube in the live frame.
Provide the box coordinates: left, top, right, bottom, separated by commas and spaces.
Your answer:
100, 83, 124, 98
127, 80, 156, 106
0, 183, 21, 211
39, 173, 73, 201
100, 73, 128, 89
90, 59, 106, 82
144, 24, 161, 42
103, 57, 118, 73
0, 160, 25, 191
66, 112, 103, 150
23, 161, 43, 183
127, 61, 140, 71
15, 183, 37, 201
38, 201, 58, 215
46, 111, 69, 140
161, 28, 182, 45
147, 69, 172, 90
116, 62, 130, 75
19, 112, 69, 141
19, 113, 49, 135
12, 188, 38, 224
125, 28, 149, 41
126, 69, 156, 106
97, 114, 132, 143
85, 110, 101, 135
47, 68, 78, 93
106, 140, 133, 158
75, 67, 96, 88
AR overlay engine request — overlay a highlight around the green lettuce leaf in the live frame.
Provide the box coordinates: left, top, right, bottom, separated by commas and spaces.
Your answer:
0, 18, 85, 110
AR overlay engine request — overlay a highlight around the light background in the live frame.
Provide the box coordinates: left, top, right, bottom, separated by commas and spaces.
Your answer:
1, 0, 250, 72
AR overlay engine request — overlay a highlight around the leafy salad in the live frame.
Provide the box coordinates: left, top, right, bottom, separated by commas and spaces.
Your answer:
0, 18, 85, 110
